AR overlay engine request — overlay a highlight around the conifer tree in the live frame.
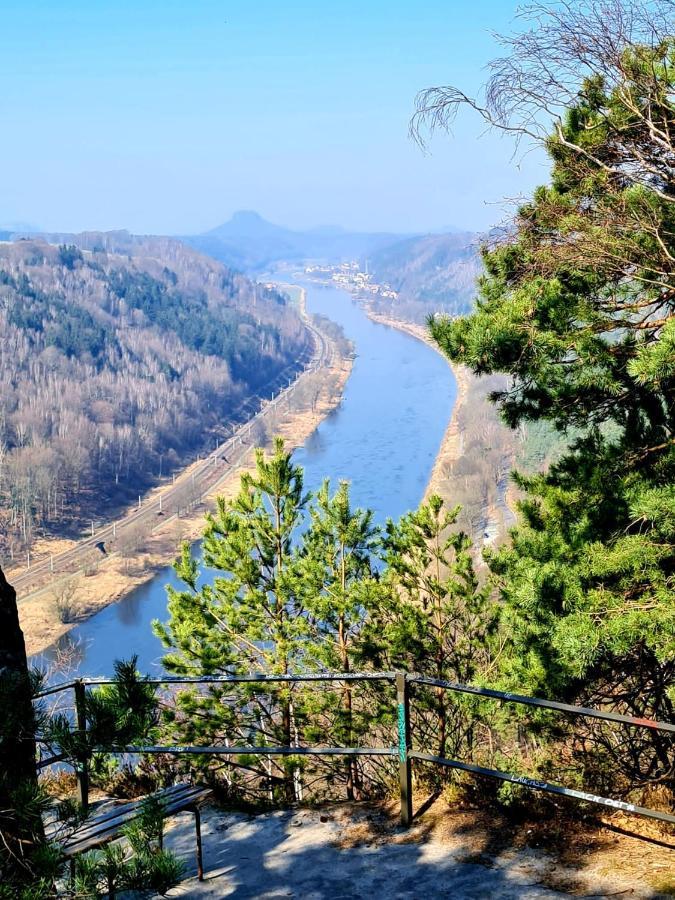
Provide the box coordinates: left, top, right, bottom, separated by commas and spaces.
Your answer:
297, 480, 380, 798
364, 495, 496, 761
154, 438, 310, 802
413, 0, 675, 793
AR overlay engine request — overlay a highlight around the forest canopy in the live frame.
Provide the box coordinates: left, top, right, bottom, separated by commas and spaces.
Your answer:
0, 235, 311, 557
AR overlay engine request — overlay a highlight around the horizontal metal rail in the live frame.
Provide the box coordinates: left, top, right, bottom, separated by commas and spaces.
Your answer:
83, 672, 396, 688
36, 744, 394, 772
408, 675, 675, 735
37, 751, 69, 770
35, 671, 395, 698
36, 679, 78, 698
34, 669, 674, 828
409, 751, 675, 826
114, 745, 396, 758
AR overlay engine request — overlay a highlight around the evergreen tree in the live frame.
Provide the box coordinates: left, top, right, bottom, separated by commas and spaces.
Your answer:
364, 495, 496, 761
414, 1, 675, 794
154, 438, 310, 802
298, 479, 380, 798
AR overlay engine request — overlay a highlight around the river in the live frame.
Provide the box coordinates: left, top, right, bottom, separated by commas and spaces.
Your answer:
36, 282, 456, 678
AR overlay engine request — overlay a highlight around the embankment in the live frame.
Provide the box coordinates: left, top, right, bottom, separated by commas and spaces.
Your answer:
20, 321, 353, 658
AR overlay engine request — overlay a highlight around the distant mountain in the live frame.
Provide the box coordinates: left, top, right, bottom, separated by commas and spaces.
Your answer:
207, 210, 291, 240
184, 211, 412, 272
367, 231, 482, 324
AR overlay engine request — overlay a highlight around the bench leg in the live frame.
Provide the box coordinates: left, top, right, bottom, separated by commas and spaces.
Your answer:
194, 806, 204, 881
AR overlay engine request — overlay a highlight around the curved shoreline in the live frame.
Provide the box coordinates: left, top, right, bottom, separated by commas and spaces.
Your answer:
23, 299, 465, 660
362, 309, 471, 503
22, 313, 353, 658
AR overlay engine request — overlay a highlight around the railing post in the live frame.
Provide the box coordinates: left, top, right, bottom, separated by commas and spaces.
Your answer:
396, 672, 412, 827
73, 680, 89, 813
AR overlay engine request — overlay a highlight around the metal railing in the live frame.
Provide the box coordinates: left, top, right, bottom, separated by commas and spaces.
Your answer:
35, 671, 675, 827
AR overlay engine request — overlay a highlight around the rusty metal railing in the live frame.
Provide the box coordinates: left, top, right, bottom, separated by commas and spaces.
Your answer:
35, 670, 675, 827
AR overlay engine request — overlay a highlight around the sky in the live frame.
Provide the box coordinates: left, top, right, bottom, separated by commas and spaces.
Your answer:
0, 1, 550, 236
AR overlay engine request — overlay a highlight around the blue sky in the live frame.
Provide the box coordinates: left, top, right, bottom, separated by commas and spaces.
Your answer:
0, 1, 550, 235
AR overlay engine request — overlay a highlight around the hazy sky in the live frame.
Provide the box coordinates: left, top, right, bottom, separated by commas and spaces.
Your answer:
0, 1, 550, 235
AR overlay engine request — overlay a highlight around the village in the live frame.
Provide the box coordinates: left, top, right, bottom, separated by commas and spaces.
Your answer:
304, 260, 399, 299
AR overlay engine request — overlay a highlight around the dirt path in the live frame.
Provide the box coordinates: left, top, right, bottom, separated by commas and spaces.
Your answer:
156, 801, 672, 899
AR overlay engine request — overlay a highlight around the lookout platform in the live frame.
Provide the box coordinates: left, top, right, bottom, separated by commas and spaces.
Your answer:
153, 799, 673, 899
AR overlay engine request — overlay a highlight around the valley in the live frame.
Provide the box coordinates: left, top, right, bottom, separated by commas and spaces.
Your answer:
0, 234, 311, 566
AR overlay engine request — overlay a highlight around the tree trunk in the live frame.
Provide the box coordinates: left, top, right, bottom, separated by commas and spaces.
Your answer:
0, 566, 44, 884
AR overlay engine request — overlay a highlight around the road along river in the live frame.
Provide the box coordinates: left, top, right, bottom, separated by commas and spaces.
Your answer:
36, 282, 456, 677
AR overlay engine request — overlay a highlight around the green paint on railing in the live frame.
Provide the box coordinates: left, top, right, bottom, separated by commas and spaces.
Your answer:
397, 703, 407, 762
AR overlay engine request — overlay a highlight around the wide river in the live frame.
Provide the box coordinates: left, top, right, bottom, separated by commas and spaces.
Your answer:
37, 283, 456, 678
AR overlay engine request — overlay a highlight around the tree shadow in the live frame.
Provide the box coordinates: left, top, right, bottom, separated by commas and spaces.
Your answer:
157, 799, 670, 899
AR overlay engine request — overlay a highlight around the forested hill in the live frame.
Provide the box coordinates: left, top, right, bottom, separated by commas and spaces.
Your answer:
0, 234, 311, 553
367, 231, 481, 323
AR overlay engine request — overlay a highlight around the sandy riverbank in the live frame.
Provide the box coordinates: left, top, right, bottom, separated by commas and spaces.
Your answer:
21, 345, 353, 658
363, 310, 471, 502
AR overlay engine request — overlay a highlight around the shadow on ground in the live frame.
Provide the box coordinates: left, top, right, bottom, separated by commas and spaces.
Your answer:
156, 800, 672, 899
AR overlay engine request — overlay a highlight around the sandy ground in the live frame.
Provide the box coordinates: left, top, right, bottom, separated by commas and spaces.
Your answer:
20, 350, 352, 658
152, 801, 674, 899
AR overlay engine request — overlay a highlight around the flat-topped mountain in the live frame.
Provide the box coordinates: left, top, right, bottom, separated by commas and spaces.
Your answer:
206, 210, 292, 240
185, 211, 414, 272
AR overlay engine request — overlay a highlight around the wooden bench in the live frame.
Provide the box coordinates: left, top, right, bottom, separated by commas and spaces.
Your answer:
47, 783, 212, 881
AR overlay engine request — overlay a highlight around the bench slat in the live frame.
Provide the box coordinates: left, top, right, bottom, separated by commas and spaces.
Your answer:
61, 792, 211, 856
54, 785, 211, 857
46, 783, 195, 842
62, 789, 209, 851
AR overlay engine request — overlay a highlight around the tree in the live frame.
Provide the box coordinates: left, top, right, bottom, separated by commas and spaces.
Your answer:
413, 0, 675, 796
51, 577, 80, 624
298, 480, 380, 799
45, 656, 159, 787
0, 567, 45, 890
0, 582, 170, 900
36, 659, 178, 900
154, 438, 310, 802
364, 496, 497, 763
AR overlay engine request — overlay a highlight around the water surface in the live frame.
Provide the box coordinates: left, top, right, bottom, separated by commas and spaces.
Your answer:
37, 283, 455, 678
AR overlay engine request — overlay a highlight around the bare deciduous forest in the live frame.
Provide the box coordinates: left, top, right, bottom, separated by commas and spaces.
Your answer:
0, 234, 311, 559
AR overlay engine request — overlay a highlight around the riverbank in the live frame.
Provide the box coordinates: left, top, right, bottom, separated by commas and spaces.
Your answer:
363, 310, 471, 500
21, 332, 353, 659
363, 308, 516, 550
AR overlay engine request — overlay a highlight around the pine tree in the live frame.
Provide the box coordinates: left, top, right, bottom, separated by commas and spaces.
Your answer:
414, 1, 675, 795
297, 479, 380, 798
364, 495, 497, 761
154, 438, 310, 802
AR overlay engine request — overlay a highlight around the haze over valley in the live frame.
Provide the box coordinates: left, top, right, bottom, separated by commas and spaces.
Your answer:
2, 3, 674, 897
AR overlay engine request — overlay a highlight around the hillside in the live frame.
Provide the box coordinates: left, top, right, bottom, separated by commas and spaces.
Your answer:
0, 234, 311, 557
185, 210, 410, 272
367, 231, 481, 323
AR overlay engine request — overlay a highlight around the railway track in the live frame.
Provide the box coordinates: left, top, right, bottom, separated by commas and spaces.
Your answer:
10, 293, 333, 600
